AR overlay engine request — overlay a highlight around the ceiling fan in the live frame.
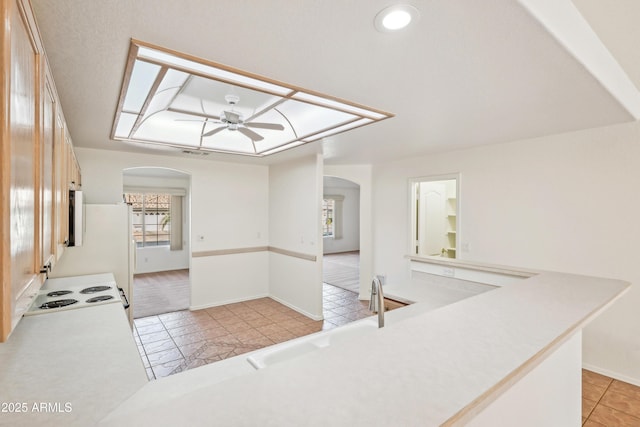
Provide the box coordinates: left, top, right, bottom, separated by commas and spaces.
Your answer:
193, 94, 285, 141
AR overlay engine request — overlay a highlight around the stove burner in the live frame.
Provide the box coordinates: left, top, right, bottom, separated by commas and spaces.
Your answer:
86, 295, 115, 303
39, 299, 78, 309
80, 285, 112, 294
46, 290, 73, 297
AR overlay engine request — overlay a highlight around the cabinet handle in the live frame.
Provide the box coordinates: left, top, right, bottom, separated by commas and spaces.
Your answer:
118, 287, 130, 310
39, 263, 51, 279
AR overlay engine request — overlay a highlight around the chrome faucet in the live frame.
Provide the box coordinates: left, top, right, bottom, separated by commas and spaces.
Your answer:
369, 275, 385, 328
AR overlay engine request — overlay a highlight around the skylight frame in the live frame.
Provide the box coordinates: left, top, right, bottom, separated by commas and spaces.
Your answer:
112, 39, 394, 157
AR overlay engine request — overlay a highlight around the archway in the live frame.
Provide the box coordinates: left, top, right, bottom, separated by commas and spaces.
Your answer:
122, 167, 192, 318
322, 176, 361, 292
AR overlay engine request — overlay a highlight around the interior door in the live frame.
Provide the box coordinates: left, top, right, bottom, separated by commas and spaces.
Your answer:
418, 182, 447, 256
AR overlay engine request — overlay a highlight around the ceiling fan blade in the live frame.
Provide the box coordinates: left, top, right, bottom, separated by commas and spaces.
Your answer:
238, 127, 264, 141
202, 126, 226, 137
223, 110, 241, 124
244, 122, 285, 131
175, 119, 223, 124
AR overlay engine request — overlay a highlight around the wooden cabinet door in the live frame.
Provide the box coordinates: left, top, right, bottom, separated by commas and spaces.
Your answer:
1, 0, 81, 341
40, 70, 56, 270
53, 114, 66, 259
1, 0, 42, 341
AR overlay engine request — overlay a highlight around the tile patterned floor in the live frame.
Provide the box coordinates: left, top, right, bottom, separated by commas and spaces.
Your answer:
583, 369, 640, 426
133, 283, 379, 380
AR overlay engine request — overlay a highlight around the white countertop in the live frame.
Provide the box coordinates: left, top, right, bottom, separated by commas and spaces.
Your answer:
99, 270, 628, 426
384, 272, 499, 306
0, 296, 147, 426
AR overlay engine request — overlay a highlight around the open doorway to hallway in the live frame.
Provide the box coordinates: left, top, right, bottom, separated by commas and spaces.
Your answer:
322, 176, 360, 297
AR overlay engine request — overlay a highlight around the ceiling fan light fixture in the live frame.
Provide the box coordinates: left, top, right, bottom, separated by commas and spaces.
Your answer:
224, 94, 240, 105
112, 40, 394, 157
374, 4, 419, 32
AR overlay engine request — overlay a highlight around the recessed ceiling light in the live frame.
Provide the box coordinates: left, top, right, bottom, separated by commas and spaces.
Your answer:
374, 4, 420, 32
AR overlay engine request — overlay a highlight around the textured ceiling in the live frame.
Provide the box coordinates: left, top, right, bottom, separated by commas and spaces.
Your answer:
30, 0, 639, 165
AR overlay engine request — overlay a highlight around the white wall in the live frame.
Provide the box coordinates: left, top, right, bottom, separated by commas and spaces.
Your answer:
123, 172, 190, 274
134, 245, 189, 275
372, 120, 640, 385
190, 252, 268, 309
269, 154, 323, 319
323, 178, 360, 254
324, 164, 373, 299
75, 148, 270, 310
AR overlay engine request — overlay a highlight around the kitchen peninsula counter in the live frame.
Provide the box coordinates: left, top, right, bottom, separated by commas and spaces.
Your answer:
100, 266, 628, 426
0, 303, 147, 427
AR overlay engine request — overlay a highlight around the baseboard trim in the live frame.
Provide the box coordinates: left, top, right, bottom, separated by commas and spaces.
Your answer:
582, 363, 640, 387
323, 250, 360, 255
189, 293, 269, 311
268, 294, 323, 321
189, 293, 323, 321
134, 267, 190, 275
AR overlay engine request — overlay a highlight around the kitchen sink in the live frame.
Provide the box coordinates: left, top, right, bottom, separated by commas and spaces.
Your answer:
314, 319, 378, 347
247, 341, 321, 369
247, 319, 379, 370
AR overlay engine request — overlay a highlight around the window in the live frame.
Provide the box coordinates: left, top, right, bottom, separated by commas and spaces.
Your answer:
322, 199, 335, 237
322, 195, 345, 239
124, 193, 171, 247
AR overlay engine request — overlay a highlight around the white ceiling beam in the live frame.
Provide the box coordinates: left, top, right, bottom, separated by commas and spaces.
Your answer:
519, 0, 640, 120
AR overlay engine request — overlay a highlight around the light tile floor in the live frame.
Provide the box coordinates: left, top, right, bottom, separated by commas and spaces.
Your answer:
133, 283, 381, 380
583, 369, 640, 426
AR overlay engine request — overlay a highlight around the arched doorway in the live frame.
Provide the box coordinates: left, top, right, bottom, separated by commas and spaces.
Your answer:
320, 176, 368, 328
122, 167, 192, 318
322, 176, 361, 292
